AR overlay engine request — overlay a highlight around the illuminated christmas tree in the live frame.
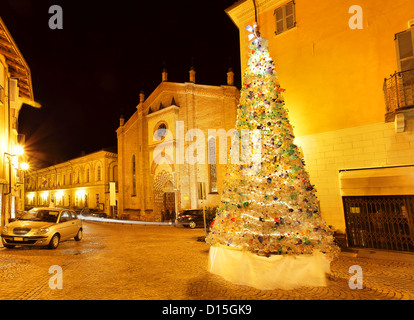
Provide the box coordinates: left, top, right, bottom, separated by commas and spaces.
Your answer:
206, 27, 339, 289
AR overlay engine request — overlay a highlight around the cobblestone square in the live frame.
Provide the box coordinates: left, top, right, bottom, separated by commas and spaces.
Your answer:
0, 221, 413, 300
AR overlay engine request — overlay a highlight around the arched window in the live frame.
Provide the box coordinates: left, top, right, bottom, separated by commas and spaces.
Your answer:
132, 155, 136, 196
155, 123, 167, 140
113, 165, 118, 182
208, 137, 218, 193
96, 165, 101, 181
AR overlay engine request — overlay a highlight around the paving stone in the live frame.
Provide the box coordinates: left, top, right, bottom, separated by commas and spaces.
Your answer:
0, 221, 413, 300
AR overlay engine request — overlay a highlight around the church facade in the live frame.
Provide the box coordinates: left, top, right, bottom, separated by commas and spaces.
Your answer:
116, 68, 239, 221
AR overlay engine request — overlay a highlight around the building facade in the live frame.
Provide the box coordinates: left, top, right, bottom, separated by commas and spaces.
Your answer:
227, 0, 414, 251
0, 17, 38, 226
117, 68, 239, 221
25, 150, 118, 216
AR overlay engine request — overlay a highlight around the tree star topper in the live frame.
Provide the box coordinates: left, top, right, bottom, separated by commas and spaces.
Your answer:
246, 23, 260, 41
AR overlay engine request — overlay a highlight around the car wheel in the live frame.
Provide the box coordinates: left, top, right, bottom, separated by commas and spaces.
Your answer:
48, 234, 60, 249
74, 229, 82, 241
189, 221, 197, 229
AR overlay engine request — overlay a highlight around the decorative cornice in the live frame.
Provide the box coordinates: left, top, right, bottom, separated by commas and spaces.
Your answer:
146, 105, 179, 118
28, 150, 117, 175
226, 0, 284, 28
133, 81, 240, 118
0, 16, 33, 100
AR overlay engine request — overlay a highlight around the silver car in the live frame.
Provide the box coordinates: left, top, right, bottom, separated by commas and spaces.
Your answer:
1, 207, 83, 249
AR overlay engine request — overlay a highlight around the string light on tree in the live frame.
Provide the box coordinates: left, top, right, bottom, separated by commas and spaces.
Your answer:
206, 25, 339, 290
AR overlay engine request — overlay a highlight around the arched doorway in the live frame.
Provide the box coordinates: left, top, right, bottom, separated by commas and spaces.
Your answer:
163, 181, 175, 222
153, 171, 175, 222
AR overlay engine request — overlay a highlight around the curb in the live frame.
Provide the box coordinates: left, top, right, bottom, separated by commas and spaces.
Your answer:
354, 249, 414, 263
80, 216, 180, 227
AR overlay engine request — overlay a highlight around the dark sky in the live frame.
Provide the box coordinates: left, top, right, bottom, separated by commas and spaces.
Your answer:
0, 0, 241, 169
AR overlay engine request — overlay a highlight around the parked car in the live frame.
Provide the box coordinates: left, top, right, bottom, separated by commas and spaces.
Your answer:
1, 207, 83, 249
178, 209, 205, 229
76, 208, 107, 219
90, 212, 107, 218
77, 207, 97, 217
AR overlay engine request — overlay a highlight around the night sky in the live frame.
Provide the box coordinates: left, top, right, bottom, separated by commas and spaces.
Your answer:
0, 0, 241, 169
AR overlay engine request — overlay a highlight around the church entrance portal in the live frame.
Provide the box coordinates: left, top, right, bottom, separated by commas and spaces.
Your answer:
153, 171, 176, 222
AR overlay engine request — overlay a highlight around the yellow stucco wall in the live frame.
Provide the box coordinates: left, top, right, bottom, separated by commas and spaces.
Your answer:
25, 150, 118, 216
227, 0, 414, 233
230, 0, 414, 136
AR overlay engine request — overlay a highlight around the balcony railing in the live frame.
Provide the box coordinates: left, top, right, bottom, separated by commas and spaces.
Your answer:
384, 68, 414, 119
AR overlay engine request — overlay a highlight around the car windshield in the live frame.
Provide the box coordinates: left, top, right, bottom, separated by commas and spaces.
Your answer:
19, 209, 60, 223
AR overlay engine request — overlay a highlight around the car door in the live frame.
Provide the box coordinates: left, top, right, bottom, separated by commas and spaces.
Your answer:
58, 211, 73, 240
68, 211, 81, 237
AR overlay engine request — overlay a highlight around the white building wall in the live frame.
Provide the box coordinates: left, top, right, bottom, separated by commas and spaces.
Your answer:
296, 118, 414, 232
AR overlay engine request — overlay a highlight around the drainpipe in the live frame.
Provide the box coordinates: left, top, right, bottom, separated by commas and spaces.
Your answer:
4, 78, 11, 196
1, 78, 11, 228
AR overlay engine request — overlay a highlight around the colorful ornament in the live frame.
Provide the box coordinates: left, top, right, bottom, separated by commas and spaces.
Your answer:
206, 35, 339, 260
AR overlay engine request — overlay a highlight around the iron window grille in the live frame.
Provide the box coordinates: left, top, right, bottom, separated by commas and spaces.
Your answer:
343, 195, 414, 252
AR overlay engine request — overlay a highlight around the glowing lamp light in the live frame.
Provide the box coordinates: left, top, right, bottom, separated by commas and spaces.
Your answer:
76, 190, 86, 198
20, 162, 29, 170
13, 145, 24, 156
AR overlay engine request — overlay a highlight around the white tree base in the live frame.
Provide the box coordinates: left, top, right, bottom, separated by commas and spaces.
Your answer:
208, 244, 331, 290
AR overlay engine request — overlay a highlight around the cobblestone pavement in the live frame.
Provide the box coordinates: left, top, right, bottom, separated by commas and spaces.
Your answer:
0, 221, 413, 300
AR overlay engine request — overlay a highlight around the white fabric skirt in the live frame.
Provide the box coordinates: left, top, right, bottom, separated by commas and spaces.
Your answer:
208, 244, 331, 290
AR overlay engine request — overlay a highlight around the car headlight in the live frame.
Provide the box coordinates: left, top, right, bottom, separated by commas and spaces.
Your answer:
34, 228, 50, 235
2, 226, 8, 234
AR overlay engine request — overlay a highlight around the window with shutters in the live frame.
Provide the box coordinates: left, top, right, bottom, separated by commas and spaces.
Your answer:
96, 165, 101, 181
395, 28, 414, 72
274, 1, 296, 35
384, 27, 414, 116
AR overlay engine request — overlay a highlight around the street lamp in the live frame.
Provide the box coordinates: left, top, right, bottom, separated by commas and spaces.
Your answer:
3, 146, 29, 221
4, 146, 29, 172
20, 162, 29, 171
13, 145, 24, 157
